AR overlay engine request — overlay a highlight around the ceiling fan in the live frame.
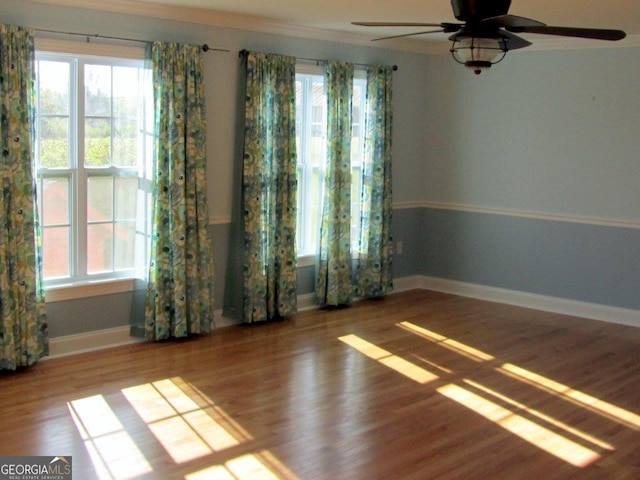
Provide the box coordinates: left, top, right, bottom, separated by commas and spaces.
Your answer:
353, 0, 626, 74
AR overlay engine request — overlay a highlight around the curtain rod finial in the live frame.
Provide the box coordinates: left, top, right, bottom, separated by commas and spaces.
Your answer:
201, 44, 209, 52
392, 65, 398, 71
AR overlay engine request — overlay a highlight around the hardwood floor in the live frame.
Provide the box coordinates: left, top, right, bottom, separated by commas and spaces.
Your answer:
1, 289, 640, 479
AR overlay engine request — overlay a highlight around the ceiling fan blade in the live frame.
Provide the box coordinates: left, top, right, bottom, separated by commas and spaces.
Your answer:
353, 21, 462, 33
508, 25, 626, 41
353, 22, 446, 27
483, 14, 546, 28
501, 31, 532, 51
372, 29, 447, 42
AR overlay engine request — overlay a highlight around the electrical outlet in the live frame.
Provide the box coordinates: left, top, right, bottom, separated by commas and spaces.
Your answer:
396, 241, 403, 255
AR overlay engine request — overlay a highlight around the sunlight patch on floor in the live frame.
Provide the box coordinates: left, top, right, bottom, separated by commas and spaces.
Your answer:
408, 353, 455, 375
68, 395, 153, 480
499, 363, 640, 430
121, 378, 298, 478
398, 321, 640, 433
437, 383, 601, 468
70, 379, 298, 479
122, 379, 246, 463
345, 324, 625, 467
340, 327, 603, 467
339, 334, 439, 384
397, 321, 495, 362
185, 451, 299, 480
463, 379, 615, 451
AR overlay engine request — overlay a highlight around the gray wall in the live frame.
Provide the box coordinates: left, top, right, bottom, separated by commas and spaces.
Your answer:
2, 0, 638, 337
413, 47, 640, 311
420, 208, 639, 310
422, 48, 640, 221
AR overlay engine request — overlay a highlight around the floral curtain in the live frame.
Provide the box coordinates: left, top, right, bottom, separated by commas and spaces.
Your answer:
355, 66, 394, 298
0, 24, 48, 370
316, 61, 354, 307
144, 41, 215, 340
242, 52, 298, 323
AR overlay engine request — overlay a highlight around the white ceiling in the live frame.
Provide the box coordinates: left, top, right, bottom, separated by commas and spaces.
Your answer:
30, 0, 640, 52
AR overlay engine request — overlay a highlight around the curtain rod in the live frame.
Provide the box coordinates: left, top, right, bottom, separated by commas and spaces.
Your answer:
34, 28, 230, 53
238, 49, 398, 71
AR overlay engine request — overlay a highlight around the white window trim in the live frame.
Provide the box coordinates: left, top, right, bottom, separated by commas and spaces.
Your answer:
45, 278, 135, 303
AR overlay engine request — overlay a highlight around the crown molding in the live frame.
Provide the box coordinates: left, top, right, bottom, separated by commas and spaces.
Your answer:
23, 0, 640, 55
24, 0, 270, 31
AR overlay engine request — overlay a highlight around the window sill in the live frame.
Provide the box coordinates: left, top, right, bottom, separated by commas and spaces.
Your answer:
297, 252, 363, 268
297, 255, 315, 268
45, 278, 136, 303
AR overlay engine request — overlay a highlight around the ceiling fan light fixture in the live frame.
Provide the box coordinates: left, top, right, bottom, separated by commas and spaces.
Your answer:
450, 35, 508, 74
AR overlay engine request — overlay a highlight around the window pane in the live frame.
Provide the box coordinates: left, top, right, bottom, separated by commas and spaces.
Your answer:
43, 227, 70, 279
85, 64, 112, 117
87, 176, 114, 222
351, 168, 363, 249
113, 118, 137, 167
114, 220, 136, 270
144, 132, 154, 179
38, 60, 69, 115
295, 80, 302, 163
310, 168, 322, 248
42, 177, 69, 225
113, 66, 139, 117
351, 79, 367, 252
87, 223, 113, 274
38, 117, 69, 168
85, 118, 112, 167
310, 81, 325, 167
113, 66, 140, 168
311, 82, 324, 120
115, 177, 138, 220
351, 124, 362, 164
352, 85, 362, 123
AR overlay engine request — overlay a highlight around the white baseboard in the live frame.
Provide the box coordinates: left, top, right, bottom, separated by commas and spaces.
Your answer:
47, 276, 639, 359
408, 275, 640, 329
214, 311, 241, 329
48, 309, 230, 359
298, 293, 318, 311
48, 297, 322, 358
48, 325, 145, 359
393, 275, 426, 294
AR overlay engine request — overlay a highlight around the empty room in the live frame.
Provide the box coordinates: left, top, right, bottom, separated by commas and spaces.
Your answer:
0, 0, 639, 479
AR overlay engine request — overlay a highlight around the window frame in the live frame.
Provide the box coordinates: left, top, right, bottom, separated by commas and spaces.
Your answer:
295, 64, 367, 265
34, 40, 151, 297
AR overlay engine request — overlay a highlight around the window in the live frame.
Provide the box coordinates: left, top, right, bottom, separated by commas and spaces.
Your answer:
295, 68, 367, 258
34, 52, 152, 287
